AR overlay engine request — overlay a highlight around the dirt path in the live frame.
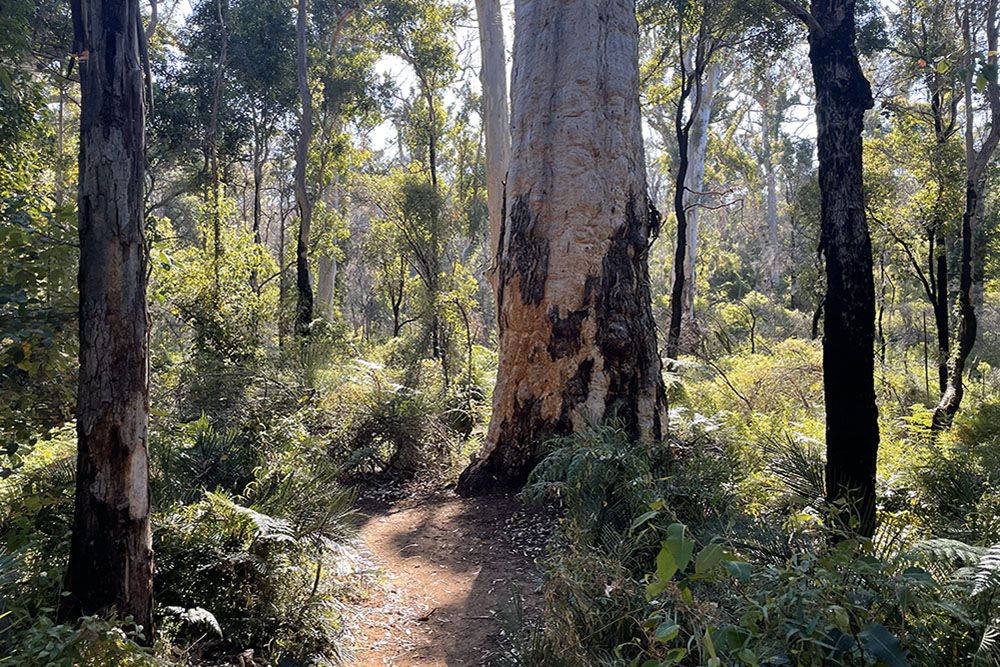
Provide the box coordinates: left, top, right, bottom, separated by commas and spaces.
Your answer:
350, 488, 552, 667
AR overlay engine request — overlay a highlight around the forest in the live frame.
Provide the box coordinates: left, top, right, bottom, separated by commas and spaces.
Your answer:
3, 0, 1000, 664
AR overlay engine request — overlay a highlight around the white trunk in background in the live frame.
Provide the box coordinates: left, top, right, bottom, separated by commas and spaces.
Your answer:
762, 91, 780, 292
682, 61, 718, 320
316, 173, 341, 321
475, 0, 511, 278
457, 0, 667, 495
316, 256, 338, 320
765, 147, 780, 291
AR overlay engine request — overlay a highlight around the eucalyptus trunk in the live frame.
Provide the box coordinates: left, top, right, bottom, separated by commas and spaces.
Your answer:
933, 0, 999, 429
62, 0, 154, 638
294, 0, 314, 336
457, 0, 668, 495
806, 0, 879, 537
475, 0, 511, 282
681, 61, 718, 323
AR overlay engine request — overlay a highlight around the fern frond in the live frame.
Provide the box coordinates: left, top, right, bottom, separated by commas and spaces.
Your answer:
973, 544, 1000, 597
906, 538, 986, 566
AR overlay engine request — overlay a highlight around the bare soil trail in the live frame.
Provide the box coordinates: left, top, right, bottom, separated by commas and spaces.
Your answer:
350, 485, 553, 667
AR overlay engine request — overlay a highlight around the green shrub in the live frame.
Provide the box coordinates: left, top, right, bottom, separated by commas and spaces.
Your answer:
1, 615, 164, 667
909, 402, 1000, 543
153, 481, 358, 665
515, 417, 1000, 667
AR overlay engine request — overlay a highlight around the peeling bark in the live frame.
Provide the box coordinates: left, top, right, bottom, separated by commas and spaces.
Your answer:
61, 0, 154, 638
457, 0, 668, 496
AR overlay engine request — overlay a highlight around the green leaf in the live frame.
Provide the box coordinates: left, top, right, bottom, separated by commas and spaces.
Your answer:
722, 559, 752, 582
901, 566, 934, 584
663, 647, 687, 665
664, 523, 694, 573
973, 544, 1000, 596
646, 576, 670, 599
696, 542, 724, 575
630, 510, 659, 532
654, 622, 680, 642
859, 623, 910, 667
656, 542, 678, 582
703, 628, 719, 659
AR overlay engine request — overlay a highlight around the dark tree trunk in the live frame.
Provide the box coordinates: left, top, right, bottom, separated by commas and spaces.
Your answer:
294, 0, 314, 336
933, 0, 999, 428
933, 230, 949, 394
457, 0, 668, 496
666, 86, 692, 361
934, 184, 979, 428
805, 0, 879, 537
61, 0, 154, 638
666, 42, 709, 361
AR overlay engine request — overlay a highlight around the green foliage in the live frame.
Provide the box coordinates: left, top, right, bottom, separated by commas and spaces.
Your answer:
1, 615, 164, 667
515, 404, 1000, 667
524, 424, 665, 544
906, 403, 1000, 543
154, 484, 356, 664
321, 357, 465, 476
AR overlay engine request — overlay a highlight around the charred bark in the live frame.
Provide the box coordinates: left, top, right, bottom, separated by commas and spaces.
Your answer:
788, 0, 879, 536
61, 0, 154, 638
294, 0, 314, 336
933, 0, 999, 428
933, 230, 949, 394
457, 0, 668, 496
666, 39, 711, 361
934, 184, 980, 428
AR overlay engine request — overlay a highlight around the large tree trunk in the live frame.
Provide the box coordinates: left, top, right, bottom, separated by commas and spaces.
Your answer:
475, 0, 511, 281
681, 62, 718, 322
933, 0, 999, 429
805, 0, 879, 537
61, 0, 154, 638
294, 0, 314, 336
457, 0, 668, 496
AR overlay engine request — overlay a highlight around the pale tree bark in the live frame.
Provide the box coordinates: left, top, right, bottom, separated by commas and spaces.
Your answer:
681, 61, 719, 322
315, 178, 339, 322
778, 0, 879, 537
934, 0, 1000, 429
761, 85, 781, 292
315, 15, 353, 323
457, 0, 668, 495
61, 0, 154, 638
294, 0, 314, 336
475, 0, 511, 282
666, 32, 714, 360
316, 257, 338, 321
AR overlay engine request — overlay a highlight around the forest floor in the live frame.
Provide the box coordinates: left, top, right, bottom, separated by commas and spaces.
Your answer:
350, 479, 555, 666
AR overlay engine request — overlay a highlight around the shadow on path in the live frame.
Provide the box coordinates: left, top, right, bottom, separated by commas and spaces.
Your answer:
350, 485, 554, 666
